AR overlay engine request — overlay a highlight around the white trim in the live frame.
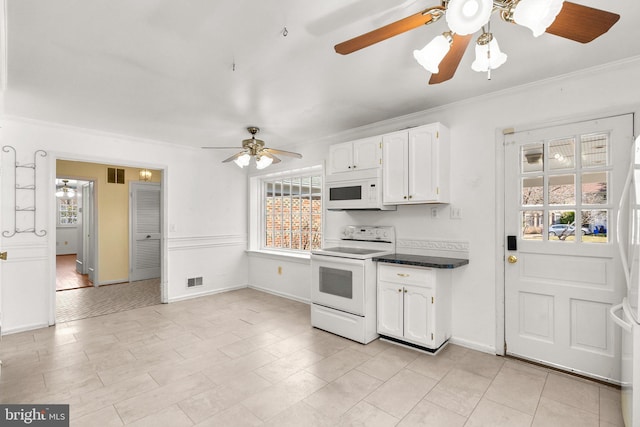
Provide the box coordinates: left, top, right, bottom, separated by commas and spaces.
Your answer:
246, 249, 310, 264
167, 284, 247, 303
248, 284, 311, 304
2, 322, 49, 336
495, 126, 506, 356
0, 0, 6, 93
168, 234, 246, 251
449, 336, 497, 355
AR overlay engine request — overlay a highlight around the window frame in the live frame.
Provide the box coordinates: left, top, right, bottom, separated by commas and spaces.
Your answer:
249, 165, 323, 255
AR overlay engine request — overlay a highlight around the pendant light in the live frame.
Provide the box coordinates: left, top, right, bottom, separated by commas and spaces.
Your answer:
56, 179, 75, 199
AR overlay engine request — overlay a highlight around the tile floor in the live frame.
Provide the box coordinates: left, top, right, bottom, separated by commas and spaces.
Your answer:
0, 288, 624, 426
56, 278, 162, 323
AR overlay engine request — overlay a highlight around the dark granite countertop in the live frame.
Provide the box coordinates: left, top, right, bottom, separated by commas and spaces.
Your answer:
373, 253, 469, 269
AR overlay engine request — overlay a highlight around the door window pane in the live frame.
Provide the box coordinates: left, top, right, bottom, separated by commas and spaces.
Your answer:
522, 176, 543, 206
582, 172, 608, 205
522, 210, 544, 240
548, 138, 575, 170
522, 143, 543, 173
548, 211, 575, 241
549, 174, 575, 205
582, 209, 608, 243
581, 133, 608, 168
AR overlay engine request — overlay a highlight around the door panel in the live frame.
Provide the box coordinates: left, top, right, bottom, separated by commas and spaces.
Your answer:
404, 285, 432, 345
130, 182, 161, 281
504, 114, 633, 381
377, 281, 403, 337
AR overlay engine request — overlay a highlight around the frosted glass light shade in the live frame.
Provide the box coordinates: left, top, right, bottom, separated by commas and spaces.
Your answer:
471, 37, 508, 71
255, 155, 273, 170
234, 153, 251, 168
446, 0, 493, 35
513, 0, 564, 37
413, 34, 451, 74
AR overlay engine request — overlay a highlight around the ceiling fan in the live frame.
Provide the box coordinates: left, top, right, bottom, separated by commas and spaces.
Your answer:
334, 0, 620, 84
202, 127, 303, 170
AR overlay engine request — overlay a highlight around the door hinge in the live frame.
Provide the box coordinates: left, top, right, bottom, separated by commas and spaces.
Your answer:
379, 142, 382, 149
431, 333, 434, 341
436, 187, 440, 195
436, 131, 439, 139
431, 296, 434, 304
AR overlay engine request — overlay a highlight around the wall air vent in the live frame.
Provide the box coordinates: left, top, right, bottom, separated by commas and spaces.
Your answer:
107, 167, 125, 184
187, 277, 203, 288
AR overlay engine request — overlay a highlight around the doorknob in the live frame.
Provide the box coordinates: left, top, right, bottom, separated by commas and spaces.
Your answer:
507, 255, 518, 264
0, 251, 7, 261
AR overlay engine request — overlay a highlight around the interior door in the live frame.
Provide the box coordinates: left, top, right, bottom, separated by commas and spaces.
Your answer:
504, 114, 633, 381
130, 182, 161, 281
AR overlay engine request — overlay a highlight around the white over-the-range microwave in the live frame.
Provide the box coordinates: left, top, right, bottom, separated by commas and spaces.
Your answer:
325, 169, 396, 211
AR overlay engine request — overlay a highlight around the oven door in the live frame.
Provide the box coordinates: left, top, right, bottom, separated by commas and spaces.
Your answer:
311, 254, 365, 316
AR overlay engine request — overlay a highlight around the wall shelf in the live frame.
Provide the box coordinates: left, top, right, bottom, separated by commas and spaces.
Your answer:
2, 146, 48, 237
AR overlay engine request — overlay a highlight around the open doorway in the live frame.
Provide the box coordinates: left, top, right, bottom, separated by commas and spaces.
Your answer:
54, 160, 163, 323
55, 178, 94, 291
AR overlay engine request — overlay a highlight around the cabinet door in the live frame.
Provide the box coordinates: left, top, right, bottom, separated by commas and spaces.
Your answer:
377, 281, 404, 338
403, 284, 433, 346
408, 125, 439, 202
382, 131, 408, 204
328, 142, 353, 174
352, 137, 381, 171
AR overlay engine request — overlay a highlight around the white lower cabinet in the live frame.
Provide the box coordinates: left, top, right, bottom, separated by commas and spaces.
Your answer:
377, 263, 452, 350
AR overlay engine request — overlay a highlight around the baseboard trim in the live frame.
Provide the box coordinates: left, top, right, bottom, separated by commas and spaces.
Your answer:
248, 285, 311, 305
2, 322, 49, 336
449, 336, 496, 355
167, 284, 247, 303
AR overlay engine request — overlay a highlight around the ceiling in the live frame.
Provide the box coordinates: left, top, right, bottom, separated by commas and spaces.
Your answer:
5, 0, 640, 150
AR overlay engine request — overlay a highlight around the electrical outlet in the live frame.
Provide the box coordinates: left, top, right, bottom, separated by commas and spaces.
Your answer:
431, 207, 439, 218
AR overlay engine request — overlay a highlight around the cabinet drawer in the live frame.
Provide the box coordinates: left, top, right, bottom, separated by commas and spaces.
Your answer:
378, 264, 434, 286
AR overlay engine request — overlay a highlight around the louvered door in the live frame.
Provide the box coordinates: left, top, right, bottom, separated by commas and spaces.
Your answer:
130, 182, 161, 281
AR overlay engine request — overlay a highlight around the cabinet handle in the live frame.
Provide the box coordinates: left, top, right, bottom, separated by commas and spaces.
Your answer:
397, 273, 410, 277
403, 196, 407, 199
409, 195, 413, 199
398, 288, 402, 292
353, 165, 357, 168
404, 289, 407, 293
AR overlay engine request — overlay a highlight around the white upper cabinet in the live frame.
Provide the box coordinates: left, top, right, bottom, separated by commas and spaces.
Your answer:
382, 123, 450, 204
328, 136, 381, 174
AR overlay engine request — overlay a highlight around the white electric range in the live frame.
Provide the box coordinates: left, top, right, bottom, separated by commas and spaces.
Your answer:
310, 225, 395, 344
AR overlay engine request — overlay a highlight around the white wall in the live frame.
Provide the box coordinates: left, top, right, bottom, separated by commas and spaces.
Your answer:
0, 118, 249, 333
249, 57, 640, 353
55, 226, 77, 255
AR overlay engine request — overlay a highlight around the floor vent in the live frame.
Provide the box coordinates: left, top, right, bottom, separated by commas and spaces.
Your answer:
187, 277, 203, 288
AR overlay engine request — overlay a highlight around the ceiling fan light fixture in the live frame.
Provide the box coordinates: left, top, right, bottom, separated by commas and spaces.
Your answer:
413, 33, 452, 74
471, 34, 508, 72
234, 153, 251, 168
255, 155, 274, 170
445, 0, 493, 35
513, 0, 564, 37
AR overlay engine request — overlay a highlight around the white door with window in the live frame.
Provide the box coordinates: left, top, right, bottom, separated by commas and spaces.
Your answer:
504, 114, 633, 381
130, 182, 161, 282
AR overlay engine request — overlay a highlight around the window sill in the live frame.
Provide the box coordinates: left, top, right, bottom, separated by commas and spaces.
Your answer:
246, 249, 311, 264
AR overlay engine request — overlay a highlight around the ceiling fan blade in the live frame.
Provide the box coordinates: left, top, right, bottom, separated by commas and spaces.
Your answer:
201, 146, 243, 150
428, 33, 472, 85
263, 148, 303, 159
335, 6, 444, 55
221, 151, 247, 163
545, 2, 620, 43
